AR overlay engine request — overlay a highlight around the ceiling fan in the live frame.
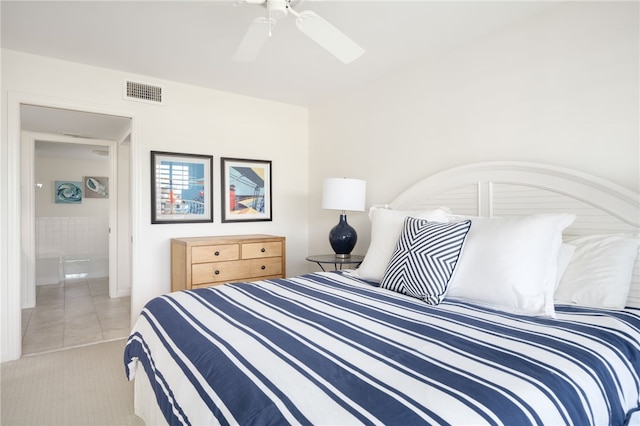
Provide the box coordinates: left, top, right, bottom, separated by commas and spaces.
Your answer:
233, 0, 364, 64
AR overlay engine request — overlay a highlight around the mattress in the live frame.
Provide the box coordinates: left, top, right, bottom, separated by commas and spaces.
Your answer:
124, 271, 640, 425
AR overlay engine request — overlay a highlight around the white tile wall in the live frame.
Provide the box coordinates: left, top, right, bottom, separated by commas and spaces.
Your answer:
36, 216, 109, 258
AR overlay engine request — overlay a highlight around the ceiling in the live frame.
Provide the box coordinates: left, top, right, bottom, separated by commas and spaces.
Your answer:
4, 0, 561, 155
21, 104, 132, 141
2, 1, 561, 108
34, 140, 111, 161
21, 103, 132, 159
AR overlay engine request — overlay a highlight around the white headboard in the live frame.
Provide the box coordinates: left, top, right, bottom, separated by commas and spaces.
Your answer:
389, 162, 640, 308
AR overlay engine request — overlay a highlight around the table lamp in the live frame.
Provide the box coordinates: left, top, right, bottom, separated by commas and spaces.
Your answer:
322, 178, 366, 258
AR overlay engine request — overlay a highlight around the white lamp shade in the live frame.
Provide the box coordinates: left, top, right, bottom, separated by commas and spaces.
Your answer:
322, 178, 366, 212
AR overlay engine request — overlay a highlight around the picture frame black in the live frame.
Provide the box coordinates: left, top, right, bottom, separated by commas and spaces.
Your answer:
150, 151, 213, 224
221, 157, 272, 223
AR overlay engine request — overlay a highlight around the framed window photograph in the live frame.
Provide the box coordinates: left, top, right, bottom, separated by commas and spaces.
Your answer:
151, 151, 213, 224
221, 157, 272, 223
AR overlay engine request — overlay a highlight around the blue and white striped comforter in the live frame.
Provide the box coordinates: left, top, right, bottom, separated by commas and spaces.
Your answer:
124, 272, 640, 425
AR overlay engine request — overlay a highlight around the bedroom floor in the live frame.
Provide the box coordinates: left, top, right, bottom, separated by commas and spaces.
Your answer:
21, 277, 131, 356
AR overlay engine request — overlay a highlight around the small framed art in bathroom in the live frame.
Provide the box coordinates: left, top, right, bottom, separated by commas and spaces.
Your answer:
54, 181, 83, 204
84, 176, 109, 198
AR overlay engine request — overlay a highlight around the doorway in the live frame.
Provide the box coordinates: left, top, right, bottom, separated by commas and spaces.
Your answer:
20, 105, 132, 354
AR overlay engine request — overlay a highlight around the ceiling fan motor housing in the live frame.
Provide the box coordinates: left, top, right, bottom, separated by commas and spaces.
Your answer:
268, 0, 288, 19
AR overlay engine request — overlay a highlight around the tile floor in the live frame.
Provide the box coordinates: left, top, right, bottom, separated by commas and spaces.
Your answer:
21, 277, 131, 355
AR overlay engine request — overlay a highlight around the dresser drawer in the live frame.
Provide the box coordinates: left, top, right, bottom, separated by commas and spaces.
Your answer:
192, 257, 284, 285
242, 241, 283, 259
191, 244, 239, 263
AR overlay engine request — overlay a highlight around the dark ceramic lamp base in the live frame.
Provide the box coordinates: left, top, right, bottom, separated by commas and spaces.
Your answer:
329, 214, 357, 258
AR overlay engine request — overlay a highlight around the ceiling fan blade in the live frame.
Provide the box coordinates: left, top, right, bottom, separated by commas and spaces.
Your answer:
233, 17, 273, 62
295, 10, 364, 64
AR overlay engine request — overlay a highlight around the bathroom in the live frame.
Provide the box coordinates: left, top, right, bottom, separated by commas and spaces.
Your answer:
34, 141, 110, 285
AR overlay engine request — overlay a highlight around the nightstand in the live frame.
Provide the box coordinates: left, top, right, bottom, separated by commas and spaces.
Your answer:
306, 254, 365, 272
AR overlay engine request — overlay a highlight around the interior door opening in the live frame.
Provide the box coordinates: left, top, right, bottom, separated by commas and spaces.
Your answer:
19, 105, 132, 355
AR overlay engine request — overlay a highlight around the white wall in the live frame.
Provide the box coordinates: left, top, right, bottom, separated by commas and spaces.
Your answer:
1, 49, 309, 361
308, 1, 639, 257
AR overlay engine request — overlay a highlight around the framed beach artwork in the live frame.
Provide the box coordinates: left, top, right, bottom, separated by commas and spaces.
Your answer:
150, 151, 213, 224
221, 158, 272, 223
54, 181, 83, 204
84, 176, 109, 198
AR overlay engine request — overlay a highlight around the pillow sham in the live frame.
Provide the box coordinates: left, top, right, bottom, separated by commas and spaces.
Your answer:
555, 243, 576, 290
380, 218, 472, 304
353, 207, 451, 282
445, 214, 576, 317
554, 234, 640, 309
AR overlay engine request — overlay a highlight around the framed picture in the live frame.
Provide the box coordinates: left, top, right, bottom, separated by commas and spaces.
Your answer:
151, 151, 213, 224
54, 181, 83, 204
221, 157, 272, 222
84, 176, 109, 198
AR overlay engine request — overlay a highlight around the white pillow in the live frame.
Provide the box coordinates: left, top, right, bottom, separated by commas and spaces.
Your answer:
554, 234, 640, 309
353, 207, 451, 282
445, 214, 576, 316
555, 243, 576, 290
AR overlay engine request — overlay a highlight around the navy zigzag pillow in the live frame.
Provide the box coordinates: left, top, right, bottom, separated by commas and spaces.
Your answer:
380, 217, 472, 304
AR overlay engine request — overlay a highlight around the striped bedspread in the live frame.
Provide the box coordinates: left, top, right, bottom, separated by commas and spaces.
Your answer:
124, 272, 640, 425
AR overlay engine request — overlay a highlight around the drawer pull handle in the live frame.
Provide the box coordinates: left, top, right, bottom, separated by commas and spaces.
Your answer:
214, 251, 220, 256
261, 265, 266, 270
214, 270, 220, 275
261, 248, 266, 253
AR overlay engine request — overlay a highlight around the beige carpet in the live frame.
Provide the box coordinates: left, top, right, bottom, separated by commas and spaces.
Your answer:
1, 339, 145, 426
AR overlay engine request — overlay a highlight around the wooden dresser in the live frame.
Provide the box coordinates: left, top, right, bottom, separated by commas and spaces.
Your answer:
171, 234, 286, 291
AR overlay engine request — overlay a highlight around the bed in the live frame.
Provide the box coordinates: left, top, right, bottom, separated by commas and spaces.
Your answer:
125, 162, 640, 425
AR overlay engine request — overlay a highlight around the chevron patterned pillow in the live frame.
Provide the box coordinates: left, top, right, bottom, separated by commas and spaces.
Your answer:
380, 218, 472, 304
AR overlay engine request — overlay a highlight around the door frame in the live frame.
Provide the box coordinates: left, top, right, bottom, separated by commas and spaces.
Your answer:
4, 92, 139, 361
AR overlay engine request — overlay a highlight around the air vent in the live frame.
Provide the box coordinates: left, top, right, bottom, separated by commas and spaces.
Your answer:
124, 80, 163, 104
